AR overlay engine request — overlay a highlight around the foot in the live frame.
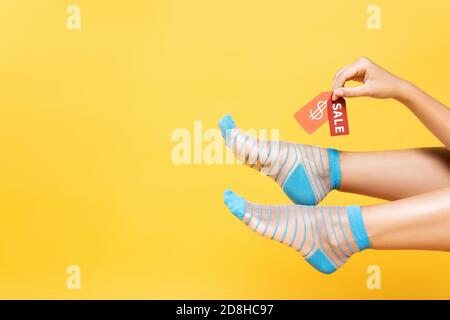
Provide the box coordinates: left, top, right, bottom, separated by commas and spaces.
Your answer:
223, 190, 371, 274
219, 115, 341, 205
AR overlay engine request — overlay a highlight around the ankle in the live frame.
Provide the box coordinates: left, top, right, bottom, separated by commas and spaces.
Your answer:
327, 148, 341, 190
347, 206, 371, 251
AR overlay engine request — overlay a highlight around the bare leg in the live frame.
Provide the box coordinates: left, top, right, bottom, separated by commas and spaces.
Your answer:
223, 187, 450, 274
340, 147, 450, 200
363, 187, 450, 251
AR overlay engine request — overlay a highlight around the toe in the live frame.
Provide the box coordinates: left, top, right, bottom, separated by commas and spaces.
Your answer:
219, 114, 236, 137
223, 190, 246, 220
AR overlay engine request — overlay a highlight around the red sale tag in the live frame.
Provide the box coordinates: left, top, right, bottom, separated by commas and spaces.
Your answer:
327, 97, 349, 136
294, 92, 332, 134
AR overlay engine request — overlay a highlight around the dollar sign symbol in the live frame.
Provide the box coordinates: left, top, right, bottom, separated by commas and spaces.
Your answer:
309, 100, 327, 120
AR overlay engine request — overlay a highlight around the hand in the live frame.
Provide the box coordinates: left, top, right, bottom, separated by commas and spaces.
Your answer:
332, 57, 405, 101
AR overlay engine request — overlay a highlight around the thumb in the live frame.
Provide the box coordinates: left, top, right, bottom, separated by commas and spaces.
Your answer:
333, 85, 369, 99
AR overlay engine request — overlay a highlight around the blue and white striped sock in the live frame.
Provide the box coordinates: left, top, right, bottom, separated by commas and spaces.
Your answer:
223, 190, 371, 274
219, 115, 340, 205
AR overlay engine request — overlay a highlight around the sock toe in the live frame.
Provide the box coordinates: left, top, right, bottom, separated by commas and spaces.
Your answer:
223, 190, 246, 220
219, 114, 236, 137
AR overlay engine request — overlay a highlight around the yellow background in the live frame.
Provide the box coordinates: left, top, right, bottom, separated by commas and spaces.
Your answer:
0, 0, 449, 299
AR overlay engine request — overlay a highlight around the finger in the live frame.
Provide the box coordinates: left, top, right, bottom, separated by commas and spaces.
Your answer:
332, 63, 359, 91
332, 64, 364, 100
333, 85, 369, 99
331, 65, 351, 97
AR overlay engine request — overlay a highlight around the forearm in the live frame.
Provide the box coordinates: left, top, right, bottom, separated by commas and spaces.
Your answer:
396, 80, 450, 148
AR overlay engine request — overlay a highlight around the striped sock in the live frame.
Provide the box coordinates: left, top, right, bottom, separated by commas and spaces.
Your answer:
219, 115, 340, 205
223, 190, 371, 274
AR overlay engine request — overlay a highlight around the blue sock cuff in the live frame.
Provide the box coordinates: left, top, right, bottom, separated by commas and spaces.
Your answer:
346, 206, 371, 251
327, 148, 341, 189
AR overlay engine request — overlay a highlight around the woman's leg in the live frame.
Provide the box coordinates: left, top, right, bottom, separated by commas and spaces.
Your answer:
363, 187, 450, 251
223, 188, 450, 274
219, 113, 450, 203
340, 148, 450, 201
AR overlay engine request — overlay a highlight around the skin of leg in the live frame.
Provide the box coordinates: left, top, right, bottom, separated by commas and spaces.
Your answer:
362, 187, 450, 251
339, 147, 450, 201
